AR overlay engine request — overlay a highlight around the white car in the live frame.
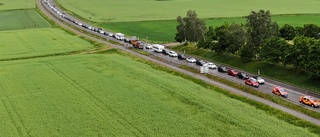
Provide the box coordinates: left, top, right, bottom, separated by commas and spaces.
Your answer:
253, 76, 265, 84
145, 44, 153, 49
186, 57, 196, 63
168, 51, 178, 57
206, 62, 217, 69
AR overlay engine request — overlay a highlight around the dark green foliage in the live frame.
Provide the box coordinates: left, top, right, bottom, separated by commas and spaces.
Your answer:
261, 37, 290, 65
246, 10, 279, 58
300, 24, 320, 39
175, 10, 206, 43
279, 24, 296, 40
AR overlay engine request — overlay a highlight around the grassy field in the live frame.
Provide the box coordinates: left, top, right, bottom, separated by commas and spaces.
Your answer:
170, 44, 320, 93
0, 10, 51, 31
0, 0, 35, 10
56, 0, 320, 22
100, 14, 320, 42
0, 54, 318, 136
0, 28, 94, 60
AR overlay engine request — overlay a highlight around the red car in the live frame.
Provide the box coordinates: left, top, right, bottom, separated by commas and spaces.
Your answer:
245, 78, 259, 88
272, 86, 288, 98
227, 69, 238, 76
299, 96, 319, 108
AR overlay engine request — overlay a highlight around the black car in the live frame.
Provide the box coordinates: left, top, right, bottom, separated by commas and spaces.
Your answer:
162, 49, 170, 55
196, 59, 206, 66
218, 66, 227, 73
178, 54, 186, 60
237, 72, 249, 79
124, 38, 130, 43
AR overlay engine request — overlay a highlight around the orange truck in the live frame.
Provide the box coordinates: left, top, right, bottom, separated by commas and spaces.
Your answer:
131, 39, 144, 49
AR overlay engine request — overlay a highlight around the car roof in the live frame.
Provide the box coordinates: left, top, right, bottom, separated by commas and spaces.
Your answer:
274, 86, 283, 89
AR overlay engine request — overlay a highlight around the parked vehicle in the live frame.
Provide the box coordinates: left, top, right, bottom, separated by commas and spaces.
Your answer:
245, 78, 259, 88
153, 44, 165, 53
218, 66, 227, 73
162, 49, 170, 55
237, 72, 249, 79
168, 51, 178, 57
144, 44, 153, 49
114, 33, 125, 40
252, 76, 265, 84
272, 86, 288, 98
206, 62, 217, 69
299, 96, 319, 108
178, 54, 186, 60
131, 39, 144, 49
124, 38, 131, 43
196, 59, 206, 66
97, 28, 104, 34
227, 69, 238, 76
186, 57, 196, 63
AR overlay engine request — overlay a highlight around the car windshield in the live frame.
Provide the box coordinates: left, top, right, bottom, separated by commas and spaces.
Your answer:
278, 88, 285, 93
251, 79, 257, 82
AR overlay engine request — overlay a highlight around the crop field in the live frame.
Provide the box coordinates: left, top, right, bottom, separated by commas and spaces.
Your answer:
56, 0, 320, 42
0, 10, 51, 31
56, 0, 320, 22
0, 0, 35, 10
0, 54, 318, 136
101, 15, 320, 42
0, 28, 94, 60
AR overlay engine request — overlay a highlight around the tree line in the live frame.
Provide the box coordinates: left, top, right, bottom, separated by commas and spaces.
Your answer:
175, 10, 320, 79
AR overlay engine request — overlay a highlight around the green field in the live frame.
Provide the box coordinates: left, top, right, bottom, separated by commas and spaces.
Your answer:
0, 28, 94, 60
0, 10, 51, 31
0, 0, 35, 10
100, 15, 320, 42
0, 54, 317, 136
56, 0, 320, 22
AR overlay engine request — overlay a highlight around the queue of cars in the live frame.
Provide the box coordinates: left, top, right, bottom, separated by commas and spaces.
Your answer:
44, 0, 319, 109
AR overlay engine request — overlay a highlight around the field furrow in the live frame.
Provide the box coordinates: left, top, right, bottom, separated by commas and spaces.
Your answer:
14, 32, 35, 52
24, 10, 39, 28
44, 61, 146, 136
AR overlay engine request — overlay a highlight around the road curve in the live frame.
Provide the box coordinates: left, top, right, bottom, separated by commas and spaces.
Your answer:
38, 0, 320, 126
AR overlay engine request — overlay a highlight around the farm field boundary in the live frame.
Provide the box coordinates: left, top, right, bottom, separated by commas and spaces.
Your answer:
0, 9, 51, 31
0, 28, 95, 60
0, 0, 35, 10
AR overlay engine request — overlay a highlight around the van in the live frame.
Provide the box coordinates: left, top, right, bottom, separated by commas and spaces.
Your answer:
115, 33, 125, 40
153, 44, 165, 53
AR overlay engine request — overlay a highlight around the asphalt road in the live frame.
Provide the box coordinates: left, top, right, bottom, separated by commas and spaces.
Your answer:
38, 0, 320, 125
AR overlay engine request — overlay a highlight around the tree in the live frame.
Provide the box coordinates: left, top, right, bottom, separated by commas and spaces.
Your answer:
225, 23, 247, 54
197, 26, 216, 50
291, 36, 311, 71
240, 44, 255, 61
279, 24, 296, 40
260, 37, 289, 65
175, 10, 206, 43
301, 24, 320, 39
214, 23, 248, 54
307, 40, 320, 79
246, 10, 279, 59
